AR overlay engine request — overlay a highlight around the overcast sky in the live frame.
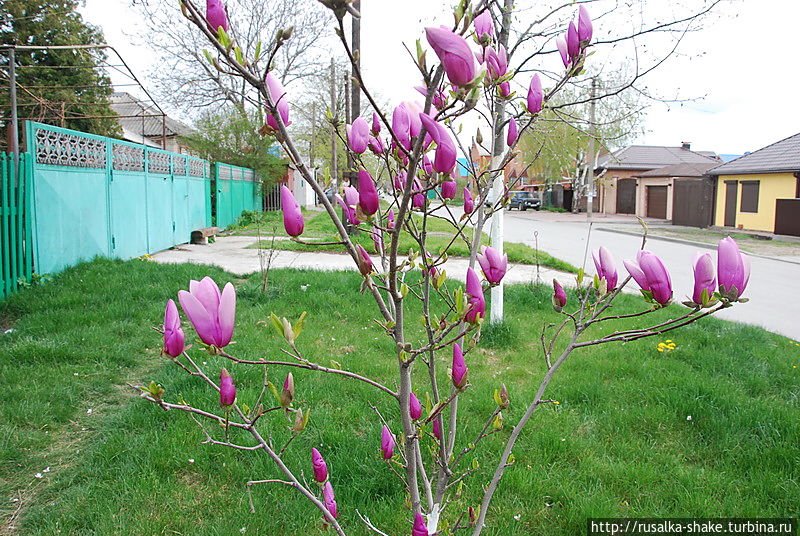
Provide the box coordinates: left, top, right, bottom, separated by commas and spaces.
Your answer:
80, 0, 800, 156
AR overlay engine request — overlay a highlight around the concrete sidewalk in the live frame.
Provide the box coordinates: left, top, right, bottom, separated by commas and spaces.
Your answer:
151, 236, 572, 285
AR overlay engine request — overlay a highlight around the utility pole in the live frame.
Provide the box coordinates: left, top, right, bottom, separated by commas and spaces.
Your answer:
329, 58, 338, 190
8, 48, 19, 173
310, 102, 317, 168
488, 0, 514, 325
586, 77, 597, 220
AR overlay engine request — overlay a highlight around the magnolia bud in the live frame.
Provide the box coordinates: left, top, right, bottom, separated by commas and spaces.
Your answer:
281, 372, 295, 407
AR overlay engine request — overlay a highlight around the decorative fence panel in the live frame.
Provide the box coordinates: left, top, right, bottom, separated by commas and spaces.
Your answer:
0, 153, 33, 298
24, 121, 224, 275
214, 162, 261, 228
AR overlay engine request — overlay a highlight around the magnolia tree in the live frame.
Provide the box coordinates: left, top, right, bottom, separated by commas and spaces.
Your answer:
133, 1, 749, 535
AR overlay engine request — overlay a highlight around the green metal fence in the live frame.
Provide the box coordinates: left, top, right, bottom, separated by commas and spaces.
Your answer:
214, 162, 262, 228
24, 121, 260, 277
0, 152, 33, 298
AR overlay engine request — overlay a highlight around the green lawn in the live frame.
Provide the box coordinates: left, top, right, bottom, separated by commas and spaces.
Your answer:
228, 209, 579, 273
1, 260, 798, 535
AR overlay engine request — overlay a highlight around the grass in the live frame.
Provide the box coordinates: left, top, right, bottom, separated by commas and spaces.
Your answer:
1, 260, 798, 535
234, 209, 579, 273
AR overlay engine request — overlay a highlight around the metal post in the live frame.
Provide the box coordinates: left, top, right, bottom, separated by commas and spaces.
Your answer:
586, 77, 597, 220
329, 58, 338, 190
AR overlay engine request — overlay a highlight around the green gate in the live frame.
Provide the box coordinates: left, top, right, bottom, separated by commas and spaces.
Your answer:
214, 162, 262, 228
0, 152, 33, 298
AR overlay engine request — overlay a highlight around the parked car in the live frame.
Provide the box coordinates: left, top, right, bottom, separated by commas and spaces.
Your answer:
508, 190, 541, 211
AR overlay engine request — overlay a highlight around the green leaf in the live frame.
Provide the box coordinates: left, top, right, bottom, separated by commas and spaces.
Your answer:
329, 360, 342, 370
293, 311, 307, 340
269, 313, 284, 337
267, 381, 281, 405
254, 41, 262, 62
234, 46, 245, 66
493, 389, 503, 407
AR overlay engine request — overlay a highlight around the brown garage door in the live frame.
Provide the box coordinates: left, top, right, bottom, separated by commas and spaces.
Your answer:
647, 185, 668, 219
616, 179, 636, 214
673, 179, 713, 228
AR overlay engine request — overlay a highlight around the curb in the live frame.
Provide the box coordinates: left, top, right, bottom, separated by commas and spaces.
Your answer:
596, 227, 800, 266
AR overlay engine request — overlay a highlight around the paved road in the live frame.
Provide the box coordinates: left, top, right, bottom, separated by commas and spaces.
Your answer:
492, 209, 799, 340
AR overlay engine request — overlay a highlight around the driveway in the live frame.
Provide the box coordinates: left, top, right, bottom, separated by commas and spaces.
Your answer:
494, 209, 799, 340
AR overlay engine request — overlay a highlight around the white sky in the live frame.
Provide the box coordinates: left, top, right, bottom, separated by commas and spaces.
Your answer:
79, 0, 800, 156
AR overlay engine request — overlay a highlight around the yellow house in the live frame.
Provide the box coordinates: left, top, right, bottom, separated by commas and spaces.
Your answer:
708, 133, 800, 235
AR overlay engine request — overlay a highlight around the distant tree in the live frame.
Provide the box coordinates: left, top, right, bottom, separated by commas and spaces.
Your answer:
0, 0, 120, 138
181, 107, 286, 188
131, 0, 329, 118
517, 72, 646, 208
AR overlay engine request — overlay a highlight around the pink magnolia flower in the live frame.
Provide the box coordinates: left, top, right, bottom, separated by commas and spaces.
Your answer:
323, 481, 338, 519
463, 188, 475, 214
371, 112, 381, 135
219, 367, 236, 407
412, 512, 430, 536
452, 342, 468, 388
392, 104, 412, 150
419, 112, 456, 174
415, 85, 446, 110
477, 246, 508, 284
264, 71, 291, 130
371, 226, 384, 255
592, 246, 618, 289
624, 250, 673, 305
552, 279, 567, 309
498, 80, 511, 98
280, 184, 304, 237
178, 277, 235, 348
441, 179, 457, 200
413, 193, 426, 209
205, 0, 228, 33
717, 237, 750, 299
347, 116, 370, 154
527, 73, 543, 114
163, 299, 185, 357
425, 26, 477, 86
356, 245, 373, 276
422, 154, 434, 175
432, 416, 442, 440
473, 9, 494, 43
578, 6, 593, 44
409, 392, 422, 420
335, 194, 360, 226
357, 170, 379, 216
311, 447, 328, 483
368, 136, 385, 154
381, 425, 395, 459
556, 36, 569, 67
480, 45, 507, 81
386, 209, 395, 230
464, 267, 485, 322
566, 21, 579, 58
692, 252, 716, 306
506, 117, 519, 147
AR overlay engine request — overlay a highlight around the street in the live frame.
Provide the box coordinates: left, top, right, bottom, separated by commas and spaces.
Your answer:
495, 210, 800, 340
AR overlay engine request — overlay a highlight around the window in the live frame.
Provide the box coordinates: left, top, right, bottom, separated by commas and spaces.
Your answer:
740, 181, 760, 213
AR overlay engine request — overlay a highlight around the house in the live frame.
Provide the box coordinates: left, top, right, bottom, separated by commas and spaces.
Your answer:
110, 92, 195, 153
595, 142, 720, 217
634, 162, 719, 223
706, 133, 800, 236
